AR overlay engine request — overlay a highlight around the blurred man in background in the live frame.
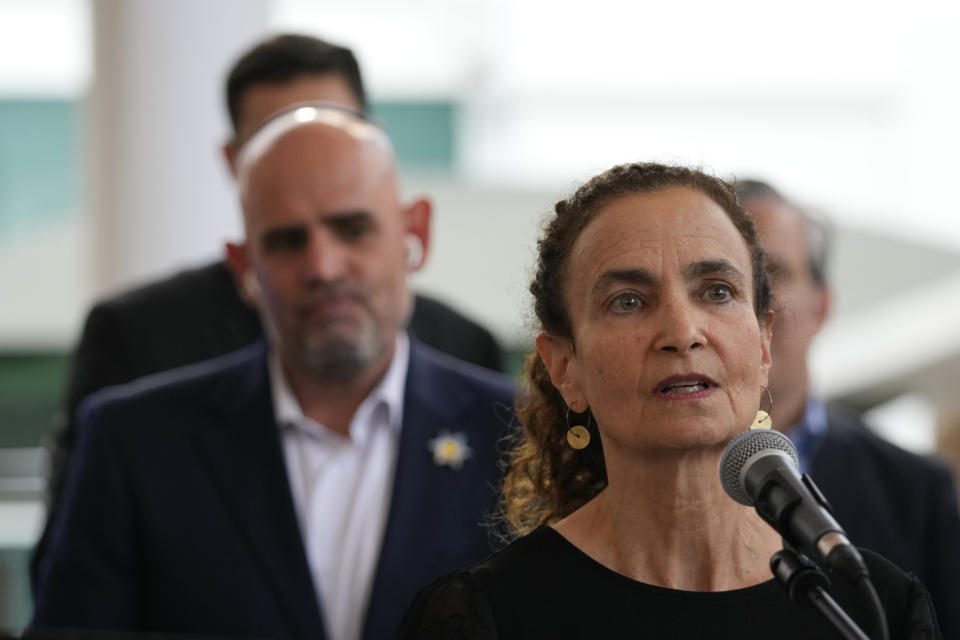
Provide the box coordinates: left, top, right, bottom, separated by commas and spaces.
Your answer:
32, 105, 513, 640
43, 33, 504, 560
737, 179, 960, 637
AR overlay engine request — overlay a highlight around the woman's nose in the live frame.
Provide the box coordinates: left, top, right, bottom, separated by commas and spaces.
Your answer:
652, 298, 706, 354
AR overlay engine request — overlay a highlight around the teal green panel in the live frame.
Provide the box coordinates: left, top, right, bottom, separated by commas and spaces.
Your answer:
371, 100, 455, 169
503, 343, 531, 380
0, 547, 32, 635
0, 352, 69, 448
0, 99, 80, 235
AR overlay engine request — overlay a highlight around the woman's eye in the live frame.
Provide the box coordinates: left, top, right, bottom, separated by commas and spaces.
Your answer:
612, 293, 642, 312
705, 284, 733, 302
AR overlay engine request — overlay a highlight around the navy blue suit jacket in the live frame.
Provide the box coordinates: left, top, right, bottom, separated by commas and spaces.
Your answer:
32, 339, 515, 639
809, 407, 960, 639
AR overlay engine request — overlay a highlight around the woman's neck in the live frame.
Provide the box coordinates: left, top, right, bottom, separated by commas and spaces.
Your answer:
553, 447, 782, 592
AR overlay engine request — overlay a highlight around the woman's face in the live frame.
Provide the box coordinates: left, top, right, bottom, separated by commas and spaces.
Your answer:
539, 186, 772, 456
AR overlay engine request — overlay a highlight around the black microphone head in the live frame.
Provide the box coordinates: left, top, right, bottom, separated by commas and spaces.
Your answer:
719, 429, 799, 506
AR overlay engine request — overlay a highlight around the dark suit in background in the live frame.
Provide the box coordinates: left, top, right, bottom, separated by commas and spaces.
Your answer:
47, 259, 503, 521
34, 339, 513, 639
810, 407, 960, 638
737, 178, 960, 638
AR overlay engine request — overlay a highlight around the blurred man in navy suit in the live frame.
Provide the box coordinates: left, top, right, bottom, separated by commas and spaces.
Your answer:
738, 179, 960, 637
32, 106, 513, 640
46, 34, 504, 545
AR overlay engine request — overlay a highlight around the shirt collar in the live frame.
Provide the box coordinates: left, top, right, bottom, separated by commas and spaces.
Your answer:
268, 332, 409, 443
785, 396, 829, 474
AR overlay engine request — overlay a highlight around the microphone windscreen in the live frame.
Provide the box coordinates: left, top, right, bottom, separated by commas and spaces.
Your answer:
719, 429, 799, 506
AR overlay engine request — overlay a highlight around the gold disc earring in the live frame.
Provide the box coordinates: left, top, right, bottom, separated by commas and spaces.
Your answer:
750, 386, 775, 430
566, 400, 591, 450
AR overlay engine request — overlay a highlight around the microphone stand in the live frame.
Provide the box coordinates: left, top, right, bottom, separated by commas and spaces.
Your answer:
770, 548, 872, 640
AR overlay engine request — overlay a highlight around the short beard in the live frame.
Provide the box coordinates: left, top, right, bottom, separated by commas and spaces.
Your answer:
291, 325, 388, 385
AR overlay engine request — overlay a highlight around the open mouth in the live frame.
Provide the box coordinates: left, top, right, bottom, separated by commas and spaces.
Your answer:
659, 381, 711, 394
654, 375, 717, 397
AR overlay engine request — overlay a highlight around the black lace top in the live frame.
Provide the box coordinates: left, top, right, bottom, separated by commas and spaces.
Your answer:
398, 526, 941, 639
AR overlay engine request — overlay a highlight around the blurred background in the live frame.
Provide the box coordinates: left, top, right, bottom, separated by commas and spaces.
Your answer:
2, 0, 960, 631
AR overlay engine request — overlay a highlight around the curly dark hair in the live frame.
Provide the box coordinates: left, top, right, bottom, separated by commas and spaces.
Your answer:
501, 162, 772, 536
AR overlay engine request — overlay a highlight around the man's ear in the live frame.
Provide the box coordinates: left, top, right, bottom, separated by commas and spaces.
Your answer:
225, 242, 258, 306
813, 286, 831, 333
403, 197, 432, 272
535, 332, 585, 409
222, 139, 239, 178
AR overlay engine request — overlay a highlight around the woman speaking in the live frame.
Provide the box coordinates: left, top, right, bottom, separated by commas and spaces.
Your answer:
399, 163, 940, 638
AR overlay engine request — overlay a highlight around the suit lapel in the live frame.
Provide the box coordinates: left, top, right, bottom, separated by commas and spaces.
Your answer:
192, 343, 327, 640
362, 342, 493, 639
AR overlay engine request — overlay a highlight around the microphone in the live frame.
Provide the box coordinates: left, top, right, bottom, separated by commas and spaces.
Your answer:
719, 429, 869, 583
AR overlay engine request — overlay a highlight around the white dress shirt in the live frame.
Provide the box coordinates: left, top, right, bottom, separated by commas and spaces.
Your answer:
270, 333, 409, 640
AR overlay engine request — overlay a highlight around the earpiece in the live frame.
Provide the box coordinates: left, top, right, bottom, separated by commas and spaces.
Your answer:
242, 271, 262, 304
405, 234, 424, 271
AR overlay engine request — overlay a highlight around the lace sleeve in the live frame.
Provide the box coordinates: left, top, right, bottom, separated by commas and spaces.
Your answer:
902, 574, 943, 640
396, 570, 499, 640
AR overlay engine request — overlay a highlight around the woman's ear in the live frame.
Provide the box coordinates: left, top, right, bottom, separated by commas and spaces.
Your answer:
759, 309, 774, 384
536, 332, 585, 408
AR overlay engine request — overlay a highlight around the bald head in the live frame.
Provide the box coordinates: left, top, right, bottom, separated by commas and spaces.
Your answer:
237, 105, 395, 214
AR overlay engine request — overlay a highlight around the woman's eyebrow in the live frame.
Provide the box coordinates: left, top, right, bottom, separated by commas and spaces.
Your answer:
683, 259, 747, 287
592, 268, 657, 293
